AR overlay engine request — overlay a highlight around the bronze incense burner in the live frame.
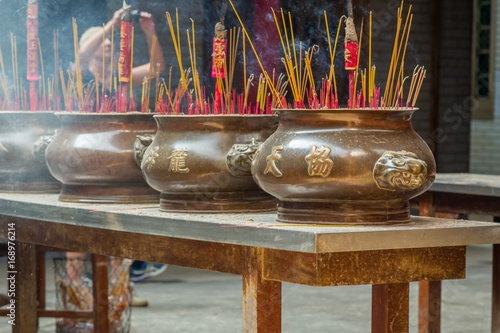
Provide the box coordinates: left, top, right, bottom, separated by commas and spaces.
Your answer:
252, 108, 436, 225
45, 112, 159, 203
0, 111, 60, 192
141, 115, 278, 212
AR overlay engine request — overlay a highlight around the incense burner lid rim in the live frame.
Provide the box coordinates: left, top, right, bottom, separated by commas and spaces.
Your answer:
0, 111, 57, 114
53, 111, 154, 116
272, 108, 419, 114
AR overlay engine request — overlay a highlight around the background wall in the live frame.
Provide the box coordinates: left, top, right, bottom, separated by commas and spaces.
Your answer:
470, 0, 500, 175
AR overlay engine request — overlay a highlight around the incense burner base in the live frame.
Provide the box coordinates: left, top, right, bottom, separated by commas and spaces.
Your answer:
277, 200, 413, 225
159, 191, 276, 213
59, 184, 159, 204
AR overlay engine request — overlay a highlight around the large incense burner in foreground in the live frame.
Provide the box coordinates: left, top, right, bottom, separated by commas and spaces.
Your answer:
141, 115, 278, 212
45, 113, 159, 203
0, 111, 60, 192
252, 108, 435, 225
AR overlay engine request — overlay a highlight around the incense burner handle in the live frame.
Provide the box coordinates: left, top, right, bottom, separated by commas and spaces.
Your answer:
226, 138, 263, 177
134, 134, 155, 167
373, 151, 428, 191
33, 131, 57, 163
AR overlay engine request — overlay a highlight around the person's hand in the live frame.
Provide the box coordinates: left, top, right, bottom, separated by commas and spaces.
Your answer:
139, 12, 156, 35
110, 9, 122, 29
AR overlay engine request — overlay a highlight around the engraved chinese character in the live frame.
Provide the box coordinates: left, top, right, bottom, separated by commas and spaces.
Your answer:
264, 145, 284, 177
344, 49, 351, 62
305, 145, 334, 177
143, 146, 159, 172
168, 148, 190, 173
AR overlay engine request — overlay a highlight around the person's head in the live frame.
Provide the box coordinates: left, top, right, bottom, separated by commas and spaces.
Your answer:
80, 26, 113, 63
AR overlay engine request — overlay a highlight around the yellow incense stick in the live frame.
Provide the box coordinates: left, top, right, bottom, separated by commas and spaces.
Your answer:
324, 12, 333, 104
95, 64, 99, 111
14, 36, 19, 101
383, 6, 402, 106
10, 34, 16, 98
353, 19, 364, 103
0, 46, 8, 101
109, 26, 114, 93
330, 16, 345, 98
243, 32, 247, 100
38, 38, 46, 101
102, 25, 105, 98
60, 69, 68, 107
229, 0, 282, 107
369, 12, 372, 100
289, 12, 299, 93
388, 5, 412, 107
393, 14, 413, 107
141, 77, 146, 107
271, 9, 298, 101
166, 11, 188, 91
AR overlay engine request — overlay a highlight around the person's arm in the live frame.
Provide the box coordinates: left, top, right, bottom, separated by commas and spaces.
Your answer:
131, 12, 166, 87
79, 9, 121, 67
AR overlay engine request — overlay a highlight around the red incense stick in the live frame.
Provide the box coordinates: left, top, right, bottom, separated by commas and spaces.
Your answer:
345, 0, 358, 108
118, 0, 133, 112
27, 0, 38, 111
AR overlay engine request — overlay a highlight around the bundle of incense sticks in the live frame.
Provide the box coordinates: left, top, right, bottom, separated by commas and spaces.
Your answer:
224, 0, 426, 111
2, 1, 426, 114
156, 2, 425, 115
57, 10, 138, 113
157, 9, 285, 115
0, 29, 60, 111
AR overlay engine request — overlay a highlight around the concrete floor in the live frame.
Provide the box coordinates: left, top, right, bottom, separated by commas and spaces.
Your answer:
0, 244, 494, 332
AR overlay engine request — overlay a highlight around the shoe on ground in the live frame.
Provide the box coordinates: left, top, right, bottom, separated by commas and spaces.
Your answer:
130, 287, 148, 307
130, 262, 168, 283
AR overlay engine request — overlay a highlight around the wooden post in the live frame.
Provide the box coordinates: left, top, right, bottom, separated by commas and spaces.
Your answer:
14, 242, 38, 333
91, 254, 109, 333
492, 217, 500, 332
372, 283, 410, 333
36, 246, 46, 310
242, 247, 282, 332
419, 192, 442, 333
419, 280, 442, 333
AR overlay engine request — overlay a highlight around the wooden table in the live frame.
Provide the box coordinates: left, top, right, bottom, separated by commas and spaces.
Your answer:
417, 173, 500, 333
1, 193, 500, 332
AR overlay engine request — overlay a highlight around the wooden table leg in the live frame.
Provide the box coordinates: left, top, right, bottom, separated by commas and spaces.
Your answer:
242, 247, 282, 333
492, 217, 500, 333
372, 283, 410, 333
419, 192, 435, 217
36, 246, 46, 310
418, 192, 442, 333
13, 242, 37, 333
91, 254, 109, 333
419, 280, 441, 333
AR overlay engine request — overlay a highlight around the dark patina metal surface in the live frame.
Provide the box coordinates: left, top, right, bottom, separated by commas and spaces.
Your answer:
0, 111, 60, 193
252, 108, 436, 225
142, 115, 278, 212
45, 112, 159, 203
